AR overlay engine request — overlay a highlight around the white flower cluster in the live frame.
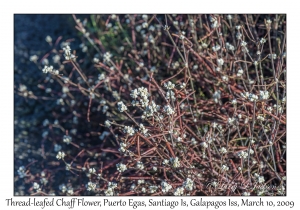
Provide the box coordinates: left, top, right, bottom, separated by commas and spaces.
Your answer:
137, 180, 145, 185
149, 185, 158, 193
118, 143, 127, 153
123, 126, 135, 136
63, 45, 75, 61
242, 192, 250, 196
89, 168, 96, 174
166, 90, 175, 100
221, 165, 229, 171
162, 159, 169, 165
226, 42, 235, 51
238, 151, 248, 159
200, 142, 208, 148
59, 184, 67, 193
241, 92, 258, 102
143, 101, 160, 118
17, 166, 26, 178
139, 124, 149, 136
42, 65, 59, 75
33, 182, 40, 190
259, 90, 269, 100
103, 52, 112, 62
217, 58, 224, 66
164, 81, 175, 90
105, 120, 112, 128
219, 147, 227, 154
116, 163, 127, 172
86, 182, 96, 191
173, 186, 185, 196
254, 173, 265, 183
161, 181, 173, 193
209, 16, 218, 28
212, 45, 221, 52
228, 117, 235, 125
257, 115, 265, 121
237, 69, 243, 77
130, 87, 149, 107
183, 178, 194, 191
104, 182, 117, 196
170, 157, 180, 168
163, 105, 175, 115
117, 101, 127, 112
136, 161, 145, 170
56, 151, 66, 160
63, 135, 72, 144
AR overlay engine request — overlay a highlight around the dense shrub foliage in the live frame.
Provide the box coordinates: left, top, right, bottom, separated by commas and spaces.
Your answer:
15, 14, 286, 196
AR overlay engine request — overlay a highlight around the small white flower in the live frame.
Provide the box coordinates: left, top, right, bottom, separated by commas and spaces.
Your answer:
59, 184, 67, 193
241, 41, 247, 47
130, 89, 139, 99
98, 73, 106, 81
56, 151, 65, 160
30, 55, 39, 62
63, 135, 72, 144
226, 42, 235, 51
117, 101, 127, 112
136, 180, 145, 186
183, 178, 194, 191
152, 166, 157, 171
200, 142, 208, 148
259, 90, 269, 100
17, 166, 26, 178
212, 45, 221, 52
116, 163, 127, 172
170, 157, 180, 168
164, 81, 175, 90
93, 57, 99, 63
65, 164, 72, 171
228, 117, 235, 125
45, 35, 52, 43
33, 182, 40, 190
258, 176, 265, 183
180, 83, 186, 89
86, 182, 96, 191
162, 159, 169, 165
219, 147, 227, 154
103, 52, 112, 62
217, 58, 224, 66
149, 185, 158, 193
242, 192, 250, 196
221, 164, 229, 171
105, 120, 112, 128
89, 168, 96, 174
130, 184, 136, 191
222, 75, 228, 82
238, 151, 248, 159
136, 161, 145, 170
173, 186, 184, 196
237, 69, 244, 77
232, 99, 237, 105
161, 181, 172, 193
260, 38, 266, 44
163, 105, 175, 115
257, 115, 265, 121
123, 126, 135, 136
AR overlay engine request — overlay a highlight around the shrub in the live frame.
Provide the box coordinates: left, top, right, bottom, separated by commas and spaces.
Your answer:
15, 14, 286, 196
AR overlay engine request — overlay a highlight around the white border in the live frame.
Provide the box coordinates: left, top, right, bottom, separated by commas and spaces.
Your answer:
1, 0, 298, 209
